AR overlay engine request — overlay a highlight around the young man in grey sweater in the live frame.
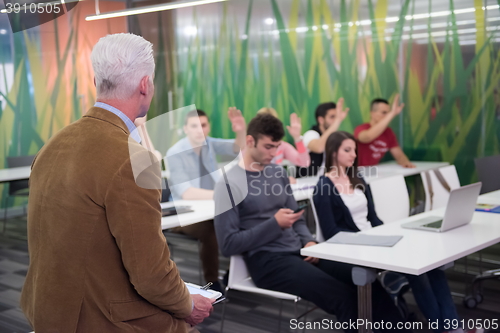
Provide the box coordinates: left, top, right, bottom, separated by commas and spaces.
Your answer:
213, 114, 411, 333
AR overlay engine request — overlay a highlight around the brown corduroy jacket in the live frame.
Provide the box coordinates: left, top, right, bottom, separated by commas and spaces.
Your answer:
20, 107, 192, 333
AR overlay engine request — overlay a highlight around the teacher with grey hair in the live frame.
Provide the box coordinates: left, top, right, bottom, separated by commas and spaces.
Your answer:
20, 33, 213, 333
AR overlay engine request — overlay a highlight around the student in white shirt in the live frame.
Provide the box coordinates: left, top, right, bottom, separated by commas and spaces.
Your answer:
298, 98, 349, 177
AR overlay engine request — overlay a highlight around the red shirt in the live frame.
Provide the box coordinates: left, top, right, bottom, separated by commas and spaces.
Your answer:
354, 123, 399, 166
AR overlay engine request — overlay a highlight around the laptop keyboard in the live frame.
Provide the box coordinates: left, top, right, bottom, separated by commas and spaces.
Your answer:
423, 220, 443, 229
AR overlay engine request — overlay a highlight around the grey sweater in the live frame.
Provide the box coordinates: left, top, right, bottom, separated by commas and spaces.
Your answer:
214, 164, 316, 257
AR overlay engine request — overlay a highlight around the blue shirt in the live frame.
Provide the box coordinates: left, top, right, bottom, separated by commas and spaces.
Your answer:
94, 102, 141, 143
166, 136, 238, 200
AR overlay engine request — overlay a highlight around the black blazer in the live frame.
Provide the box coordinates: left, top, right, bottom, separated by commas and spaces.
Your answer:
313, 176, 383, 240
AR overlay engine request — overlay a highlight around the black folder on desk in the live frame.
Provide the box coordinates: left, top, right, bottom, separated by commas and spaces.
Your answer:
326, 232, 403, 247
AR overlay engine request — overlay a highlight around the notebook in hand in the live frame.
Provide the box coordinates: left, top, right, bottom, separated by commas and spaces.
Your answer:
185, 282, 225, 304
476, 203, 500, 214
161, 206, 194, 217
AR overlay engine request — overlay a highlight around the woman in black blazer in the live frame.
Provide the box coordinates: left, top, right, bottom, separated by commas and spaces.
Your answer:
313, 131, 464, 333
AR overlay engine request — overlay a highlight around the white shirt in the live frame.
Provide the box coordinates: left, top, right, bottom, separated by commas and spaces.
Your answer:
340, 188, 372, 231
303, 130, 325, 175
303, 129, 320, 148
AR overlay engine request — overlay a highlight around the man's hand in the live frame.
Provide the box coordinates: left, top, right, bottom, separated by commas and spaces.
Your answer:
302, 241, 319, 264
401, 161, 416, 168
334, 97, 349, 124
274, 208, 304, 229
286, 113, 302, 141
185, 294, 214, 327
391, 94, 404, 116
228, 107, 246, 133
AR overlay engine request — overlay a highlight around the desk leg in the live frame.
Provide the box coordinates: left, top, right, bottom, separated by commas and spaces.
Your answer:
357, 283, 373, 333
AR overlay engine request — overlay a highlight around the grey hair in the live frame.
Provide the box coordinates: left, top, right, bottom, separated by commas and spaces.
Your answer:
91, 33, 155, 100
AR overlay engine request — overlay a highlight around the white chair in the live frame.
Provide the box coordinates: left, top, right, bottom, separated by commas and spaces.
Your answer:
421, 165, 460, 211
309, 194, 325, 242
220, 255, 304, 332
369, 175, 410, 223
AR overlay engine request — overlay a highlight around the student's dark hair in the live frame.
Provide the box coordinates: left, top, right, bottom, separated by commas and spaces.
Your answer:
185, 109, 208, 124
324, 131, 364, 190
315, 102, 336, 124
370, 98, 389, 111
247, 114, 285, 145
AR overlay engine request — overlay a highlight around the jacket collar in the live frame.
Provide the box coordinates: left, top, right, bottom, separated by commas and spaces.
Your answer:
83, 107, 130, 135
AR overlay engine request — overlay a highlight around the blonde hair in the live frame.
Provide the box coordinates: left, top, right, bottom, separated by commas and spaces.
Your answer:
257, 107, 278, 118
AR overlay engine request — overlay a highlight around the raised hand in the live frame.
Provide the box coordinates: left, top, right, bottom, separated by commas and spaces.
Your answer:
228, 107, 246, 133
391, 94, 405, 116
335, 97, 350, 123
286, 113, 302, 141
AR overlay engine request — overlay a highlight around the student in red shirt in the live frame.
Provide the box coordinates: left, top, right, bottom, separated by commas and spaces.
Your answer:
354, 95, 415, 168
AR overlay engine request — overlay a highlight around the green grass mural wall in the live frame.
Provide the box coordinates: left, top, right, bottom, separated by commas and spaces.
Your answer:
0, 0, 499, 211
0, 4, 125, 210
169, 0, 500, 184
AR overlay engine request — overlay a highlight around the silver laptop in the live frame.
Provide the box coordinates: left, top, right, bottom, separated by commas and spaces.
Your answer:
402, 182, 482, 232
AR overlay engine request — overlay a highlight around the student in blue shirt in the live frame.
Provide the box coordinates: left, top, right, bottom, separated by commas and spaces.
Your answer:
165, 108, 246, 293
313, 131, 465, 333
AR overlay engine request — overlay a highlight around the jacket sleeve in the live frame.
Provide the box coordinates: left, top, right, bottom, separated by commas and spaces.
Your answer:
313, 183, 354, 240
104, 149, 192, 319
365, 182, 383, 227
281, 141, 311, 167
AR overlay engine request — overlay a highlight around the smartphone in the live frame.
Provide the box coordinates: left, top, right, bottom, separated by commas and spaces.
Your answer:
293, 202, 309, 213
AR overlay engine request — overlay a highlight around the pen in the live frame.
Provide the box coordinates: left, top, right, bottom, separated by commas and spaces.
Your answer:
201, 282, 213, 290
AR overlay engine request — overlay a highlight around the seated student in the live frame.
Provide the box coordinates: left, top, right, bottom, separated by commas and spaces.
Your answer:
297, 99, 349, 177
257, 107, 310, 168
213, 114, 411, 333
166, 108, 246, 292
167, 108, 246, 200
313, 131, 466, 333
354, 95, 415, 167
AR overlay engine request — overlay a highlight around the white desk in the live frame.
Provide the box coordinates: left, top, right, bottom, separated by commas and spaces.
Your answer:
290, 176, 320, 201
301, 202, 500, 275
0, 166, 31, 183
160, 180, 314, 229
301, 190, 500, 331
160, 161, 454, 228
161, 200, 214, 229
477, 190, 500, 204
361, 161, 449, 183
292, 161, 449, 201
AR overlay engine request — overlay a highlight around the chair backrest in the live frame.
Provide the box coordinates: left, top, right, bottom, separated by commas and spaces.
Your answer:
6, 155, 35, 195
475, 155, 500, 194
421, 165, 460, 211
227, 254, 300, 301
369, 175, 409, 223
309, 195, 325, 242
228, 255, 252, 288
7, 155, 35, 168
